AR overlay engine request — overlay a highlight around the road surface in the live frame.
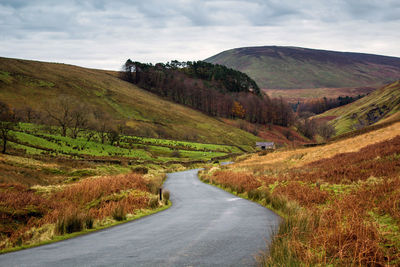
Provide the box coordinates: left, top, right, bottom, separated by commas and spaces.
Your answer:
0, 169, 280, 266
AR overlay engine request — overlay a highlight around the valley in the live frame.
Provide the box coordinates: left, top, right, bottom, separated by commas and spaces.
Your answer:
2, 1, 399, 266
0, 49, 399, 266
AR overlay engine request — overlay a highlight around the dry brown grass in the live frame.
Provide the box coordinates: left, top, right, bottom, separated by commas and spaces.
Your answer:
0, 173, 158, 249
235, 121, 400, 172
206, 123, 400, 266
273, 182, 330, 207
212, 171, 261, 193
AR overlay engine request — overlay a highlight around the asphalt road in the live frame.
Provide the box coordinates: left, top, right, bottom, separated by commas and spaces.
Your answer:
0, 169, 280, 266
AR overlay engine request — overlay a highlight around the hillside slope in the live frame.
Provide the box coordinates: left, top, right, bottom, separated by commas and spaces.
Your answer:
0, 57, 261, 146
205, 46, 400, 89
316, 80, 400, 135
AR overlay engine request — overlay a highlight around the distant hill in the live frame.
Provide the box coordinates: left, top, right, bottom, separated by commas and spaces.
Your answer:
0, 57, 261, 147
205, 46, 400, 89
316, 80, 400, 135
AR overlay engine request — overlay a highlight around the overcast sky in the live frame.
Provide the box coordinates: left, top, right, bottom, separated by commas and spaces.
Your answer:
1, 0, 399, 70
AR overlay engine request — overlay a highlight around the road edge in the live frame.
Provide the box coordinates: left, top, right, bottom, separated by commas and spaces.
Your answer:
0, 203, 172, 255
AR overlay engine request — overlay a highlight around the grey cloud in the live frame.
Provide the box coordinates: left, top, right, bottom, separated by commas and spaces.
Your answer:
0, 0, 399, 70
342, 0, 400, 22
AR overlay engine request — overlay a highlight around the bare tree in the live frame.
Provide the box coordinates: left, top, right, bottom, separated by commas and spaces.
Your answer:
70, 105, 88, 139
107, 128, 120, 146
17, 106, 39, 123
0, 101, 17, 154
317, 122, 336, 140
93, 110, 110, 144
45, 96, 74, 137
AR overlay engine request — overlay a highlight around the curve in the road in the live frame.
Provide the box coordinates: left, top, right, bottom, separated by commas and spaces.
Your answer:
0, 169, 280, 266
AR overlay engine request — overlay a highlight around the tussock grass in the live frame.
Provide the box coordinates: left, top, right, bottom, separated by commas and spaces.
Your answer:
112, 205, 126, 221
162, 190, 170, 204
148, 196, 159, 209
201, 124, 400, 266
55, 212, 84, 235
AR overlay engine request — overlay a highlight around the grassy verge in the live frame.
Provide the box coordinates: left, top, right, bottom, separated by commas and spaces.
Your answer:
199, 129, 400, 266
0, 169, 173, 253
0, 203, 171, 254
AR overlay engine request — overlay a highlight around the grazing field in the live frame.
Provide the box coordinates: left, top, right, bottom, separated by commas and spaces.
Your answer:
200, 121, 400, 266
7, 123, 240, 164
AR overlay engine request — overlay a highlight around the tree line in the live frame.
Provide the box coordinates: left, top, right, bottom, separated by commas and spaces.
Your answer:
121, 59, 293, 126
295, 95, 365, 117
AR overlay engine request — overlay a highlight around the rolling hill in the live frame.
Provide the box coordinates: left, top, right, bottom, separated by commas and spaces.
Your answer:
0, 57, 261, 147
205, 46, 400, 89
315, 80, 400, 135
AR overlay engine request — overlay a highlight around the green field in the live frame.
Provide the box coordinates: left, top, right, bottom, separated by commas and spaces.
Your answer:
9, 123, 241, 163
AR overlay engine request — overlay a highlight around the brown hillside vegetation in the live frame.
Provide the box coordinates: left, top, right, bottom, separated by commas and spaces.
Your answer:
221, 119, 309, 146
0, 172, 166, 250
201, 122, 400, 266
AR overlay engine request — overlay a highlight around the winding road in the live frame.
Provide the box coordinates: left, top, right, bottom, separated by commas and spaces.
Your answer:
0, 169, 280, 266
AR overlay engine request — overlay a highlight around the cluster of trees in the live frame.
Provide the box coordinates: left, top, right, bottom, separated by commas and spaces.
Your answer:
121, 59, 293, 126
296, 118, 336, 140
295, 95, 365, 117
0, 97, 131, 154
123, 60, 261, 95
43, 96, 127, 145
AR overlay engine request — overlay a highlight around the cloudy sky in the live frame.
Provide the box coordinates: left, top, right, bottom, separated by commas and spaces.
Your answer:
1, 0, 399, 70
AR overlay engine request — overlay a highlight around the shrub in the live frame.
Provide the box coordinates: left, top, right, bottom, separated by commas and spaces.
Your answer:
148, 196, 159, 209
112, 205, 126, 221
84, 214, 94, 229
145, 178, 162, 194
162, 190, 170, 204
55, 213, 84, 235
270, 195, 287, 211
131, 166, 148, 174
248, 189, 262, 200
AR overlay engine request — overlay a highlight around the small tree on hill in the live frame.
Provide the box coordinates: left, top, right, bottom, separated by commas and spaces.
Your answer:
232, 101, 246, 118
70, 105, 89, 139
318, 122, 336, 140
45, 96, 74, 137
107, 128, 120, 146
0, 101, 17, 154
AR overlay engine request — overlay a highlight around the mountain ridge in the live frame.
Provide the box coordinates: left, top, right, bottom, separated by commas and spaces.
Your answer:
205, 46, 400, 89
